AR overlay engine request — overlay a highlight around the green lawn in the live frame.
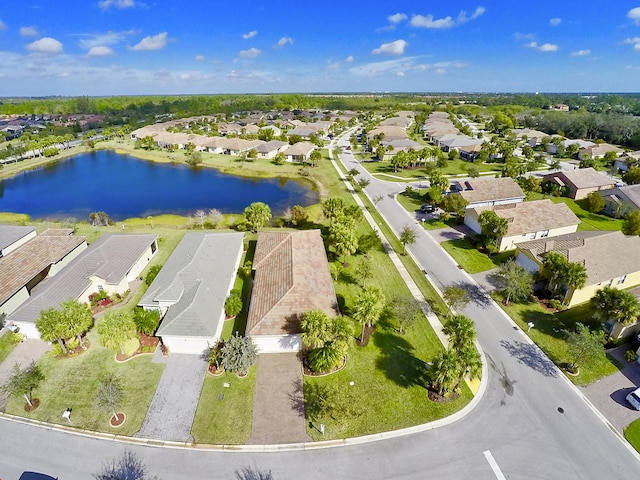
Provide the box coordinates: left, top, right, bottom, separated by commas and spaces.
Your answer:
624, 418, 640, 453
497, 298, 620, 385
0, 332, 22, 364
441, 239, 513, 274
3, 325, 165, 436
191, 368, 257, 444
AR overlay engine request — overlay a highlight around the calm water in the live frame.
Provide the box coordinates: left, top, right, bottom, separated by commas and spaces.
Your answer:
0, 151, 318, 221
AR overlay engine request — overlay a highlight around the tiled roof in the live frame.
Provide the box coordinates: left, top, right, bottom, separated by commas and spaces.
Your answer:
600, 184, 640, 210
0, 225, 35, 252
255, 140, 288, 153
247, 230, 337, 336
0, 232, 86, 306
285, 142, 315, 156
141, 232, 244, 338
516, 230, 640, 285
471, 199, 579, 236
458, 177, 525, 205
544, 168, 616, 190
8, 233, 157, 326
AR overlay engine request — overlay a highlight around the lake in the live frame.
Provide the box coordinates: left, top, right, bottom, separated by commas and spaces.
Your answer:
0, 150, 319, 221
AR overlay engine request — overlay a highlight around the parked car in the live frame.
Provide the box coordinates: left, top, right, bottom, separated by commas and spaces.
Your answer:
19, 473, 58, 480
626, 387, 640, 410
420, 204, 436, 213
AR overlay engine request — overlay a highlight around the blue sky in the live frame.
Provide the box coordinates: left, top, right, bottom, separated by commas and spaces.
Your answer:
1, 1, 640, 96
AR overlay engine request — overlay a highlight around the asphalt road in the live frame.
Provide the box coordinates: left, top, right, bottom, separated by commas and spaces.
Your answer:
1, 133, 640, 480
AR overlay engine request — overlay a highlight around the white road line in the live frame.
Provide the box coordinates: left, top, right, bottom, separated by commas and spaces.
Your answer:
483, 450, 507, 480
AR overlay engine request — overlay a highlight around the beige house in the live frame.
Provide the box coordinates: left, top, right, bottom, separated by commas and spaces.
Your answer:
7, 234, 158, 339
578, 143, 623, 160
542, 168, 617, 200
516, 230, 640, 308
465, 199, 580, 252
284, 142, 315, 163
457, 177, 525, 209
255, 140, 288, 159
0, 229, 87, 317
246, 230, 337, 353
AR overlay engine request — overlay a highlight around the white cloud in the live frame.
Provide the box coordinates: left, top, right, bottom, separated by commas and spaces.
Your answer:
549, 18, 561, 27
396, 71, 405, 77
526, 41, 559, 52
628, 7, 640, 25
410, 6, 484, 29
77, 30, 135, 49
195, 54, 205, 61
242, 30, 257, 40
239, 47, 261, 58
26, 37, 64, 55
87, 46, 114, 57
571, 49, 591, 56
345, 55, 354, 63
372, 39, 408, 56
129, 32, 168, 51
275, 37, 293, 48
0, 19, 6, 31
625, 37, 640, 51
514, 32, 536, 41
350, 56, 466, 77
388, 13, 407, 24
99, 0, 138, 10
20, 26, 38, 37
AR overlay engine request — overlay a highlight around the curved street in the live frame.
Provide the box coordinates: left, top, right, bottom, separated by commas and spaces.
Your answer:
2, 133, 640, 479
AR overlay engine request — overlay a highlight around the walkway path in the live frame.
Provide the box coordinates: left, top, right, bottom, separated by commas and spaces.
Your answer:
248, 353, 311, 444
135, 351, 207, 442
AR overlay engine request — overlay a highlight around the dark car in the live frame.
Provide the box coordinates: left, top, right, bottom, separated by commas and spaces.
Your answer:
19, 473, 58, 480
420, 204, 436, 213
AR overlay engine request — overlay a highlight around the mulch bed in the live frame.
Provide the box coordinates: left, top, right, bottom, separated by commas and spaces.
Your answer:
110, 412, 126, 428
54, 340, 90, 359
115, 334, 159, 362
24, 399, 40, 412
303, 355, 347, 377
207, 364, 225, 376
427, 388, 460, 403
355, 325, 375, 347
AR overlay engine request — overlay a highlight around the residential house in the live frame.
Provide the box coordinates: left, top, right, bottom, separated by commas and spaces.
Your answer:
515, 230, 640, 310
246, 230, 337, 353
7, 234, 158, 339
284, 142, 315, 163
542, 167, 617, 200
0, 229, 87, 317
547, 138, 596, 155
457, 177, 525, 209
578, 143, 623, 160
0, 225, 36, 258
599, 184, 640, 218
511, 128, 548, 147
613, 151, 640, 173
465, 199, 580, 252
139, 232, 244, 355
255, 140, 289, 159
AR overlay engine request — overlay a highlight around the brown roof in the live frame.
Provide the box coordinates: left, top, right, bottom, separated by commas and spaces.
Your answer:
0, 232, 86, 306
246, 230, 337, 336
471, 199, 579, 235
516, 230, 640, 285
458, 177, 525, 205
543, 168, 616, 190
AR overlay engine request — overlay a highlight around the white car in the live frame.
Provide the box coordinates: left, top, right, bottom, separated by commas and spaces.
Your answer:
626, 387, 640, 410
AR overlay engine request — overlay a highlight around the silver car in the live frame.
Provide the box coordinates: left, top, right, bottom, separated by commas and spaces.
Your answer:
626, 387, 640, 410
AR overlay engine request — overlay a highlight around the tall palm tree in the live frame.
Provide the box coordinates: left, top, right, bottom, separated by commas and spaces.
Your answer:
442, 315, 476, 352
430, 349, 462, 396
352, 286, 385, 342
562, 262, 588, 298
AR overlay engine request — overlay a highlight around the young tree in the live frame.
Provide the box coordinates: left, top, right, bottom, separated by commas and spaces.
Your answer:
309, 149, 322, 167
243, 202, 271, 233
428, 170, 449, 193
95, 374, 124, 424
1, 362, 44, 408
133, 307, 160, 336
389, 294, 421, 334
591, 286, 640, 326
60, 299, 93, 348
224, 294, 243, 318
541, 251, 569, 294
208, 208, 223, 228
443, 286, 469, 316
328, 218, 358, 265
399, 226, 417, 255
36, 307, 68, 353
322, 197, 345, 226
355, 254, 373, 287
586, 192, 605, 213
352, 286, 386, 342
623, 211, 640, 236
478, 210, 509, 250
300, 310, 353, 373
193, 209, 207, 229
565, 324, 605, 371
98, 310, 138, 355
220, 333, 258, 376
429, 348, 463, 397
442, 315, 476, 352
494, 259, 534, 304
439, 193, 468, 219
290, 205, 308, 226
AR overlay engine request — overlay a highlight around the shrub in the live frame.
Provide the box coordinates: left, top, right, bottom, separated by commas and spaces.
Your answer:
89, 290, 109, 306
549, 299, 566, 311
133, 307, 161, 335
145, 265, 161, 286
224, 294, 243, 318
625, 349, 638, 363
220, 333, 258, 376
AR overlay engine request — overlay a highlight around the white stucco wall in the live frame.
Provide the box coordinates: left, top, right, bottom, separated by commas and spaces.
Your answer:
48, 242, 88, 277
500, 224, 579, 251
0, 230, 36, 257
0, 287, 30, 316
162, 335, 213, 355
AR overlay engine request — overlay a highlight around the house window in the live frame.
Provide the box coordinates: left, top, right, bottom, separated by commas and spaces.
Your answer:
529, 233, 536, 240
97, 285, 104, 292
540, 230, 549, 238
617, 275, 627, 285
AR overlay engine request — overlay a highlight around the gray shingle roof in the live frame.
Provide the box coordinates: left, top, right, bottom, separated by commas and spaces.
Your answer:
7, 233, 157, 326
458, 177, 525, 205
543, 167, 616, 190
141, 232, 244, 338
0, 225, 35, 253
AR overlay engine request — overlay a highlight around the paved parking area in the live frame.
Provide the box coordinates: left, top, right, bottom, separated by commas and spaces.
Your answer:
135, 351, 207, 442
581, 346, 640, 433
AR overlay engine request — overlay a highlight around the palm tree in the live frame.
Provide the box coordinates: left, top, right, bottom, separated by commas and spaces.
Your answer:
562, 262, 588, 299
352, 286, 385, 343
442, 315, 476, 352
430, 349, 462, 397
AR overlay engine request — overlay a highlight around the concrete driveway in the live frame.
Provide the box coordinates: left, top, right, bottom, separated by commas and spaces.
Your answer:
581, 346, 640, 433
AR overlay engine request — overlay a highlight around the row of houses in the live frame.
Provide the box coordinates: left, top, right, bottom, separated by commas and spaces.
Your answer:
2, 225, 336, 357
422, 112, 484, 159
